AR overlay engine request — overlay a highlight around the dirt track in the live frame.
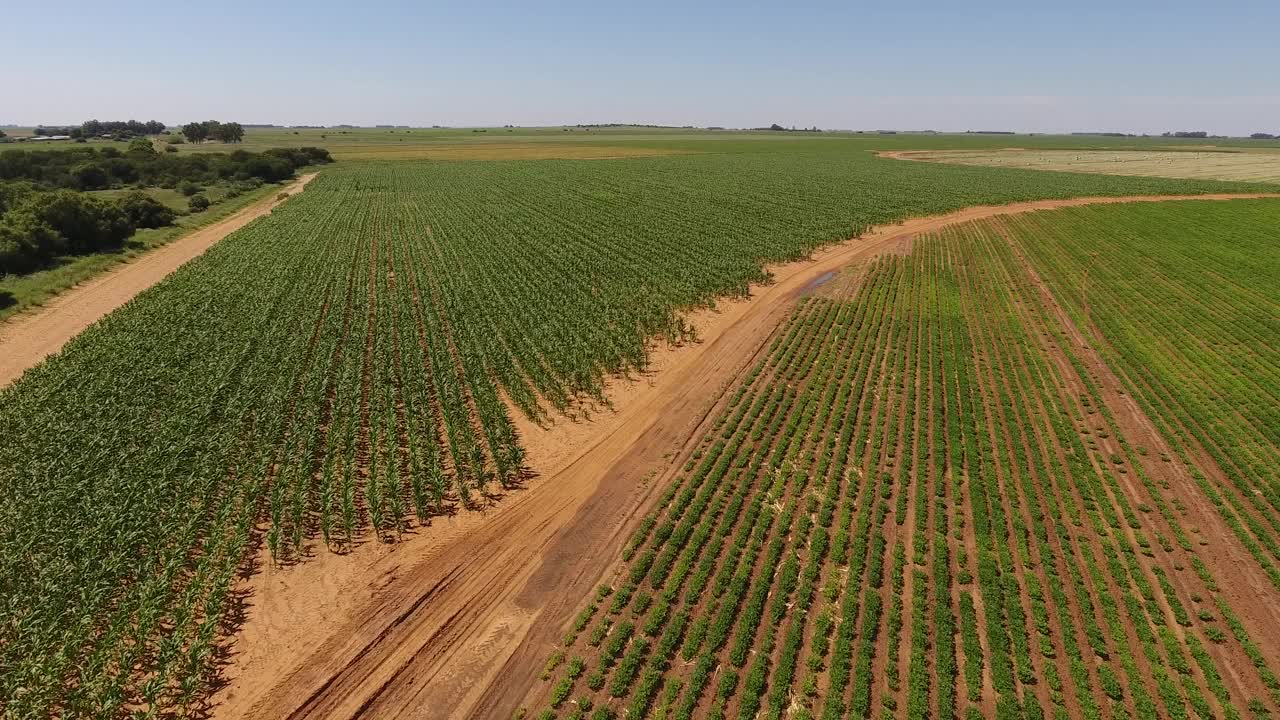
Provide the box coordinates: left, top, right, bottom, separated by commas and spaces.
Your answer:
211, 191, 1280, 720
0, 173, 318, 389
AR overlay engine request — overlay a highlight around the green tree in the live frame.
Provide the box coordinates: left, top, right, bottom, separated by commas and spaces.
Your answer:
70, 162, 110, 190
214, 122, 245, 142
181, 122, 208, 143
0, 211, 64, 275
127, 138, 156, 155
0, 181, 36, 213
117, 191, 176, 229
24, 191, 132, 253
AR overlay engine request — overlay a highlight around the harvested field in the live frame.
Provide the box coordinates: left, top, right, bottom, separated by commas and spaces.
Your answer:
887, 149, 1280, 184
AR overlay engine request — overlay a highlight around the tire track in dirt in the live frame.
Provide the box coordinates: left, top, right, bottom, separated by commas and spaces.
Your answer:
212, 193, 1280, 720
0, 173, 318, 389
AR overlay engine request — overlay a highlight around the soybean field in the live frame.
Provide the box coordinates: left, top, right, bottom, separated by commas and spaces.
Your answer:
525, 200, 1280, 720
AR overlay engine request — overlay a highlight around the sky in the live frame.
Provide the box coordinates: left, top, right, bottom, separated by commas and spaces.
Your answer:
3, 0, 1278, 135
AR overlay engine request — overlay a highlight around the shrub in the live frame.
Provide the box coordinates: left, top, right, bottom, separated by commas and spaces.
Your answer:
117, 191, 176, 229
188, 194, 210, 212
24, 190, 131, 254
0, 181, 37, 214
71, 162, 110, 190
0, 212, 64, 275
127, 138, 156, 156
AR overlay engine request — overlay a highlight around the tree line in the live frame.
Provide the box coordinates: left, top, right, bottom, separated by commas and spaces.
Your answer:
181, 121, 245, 144
29, 120, 167, 140
0, 145, 330, 190
12, 119, 251, 144
0, 145, 331, 276
0, 184, 174, 274
81, 120, 167, 137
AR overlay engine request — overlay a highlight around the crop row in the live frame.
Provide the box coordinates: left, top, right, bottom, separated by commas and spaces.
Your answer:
527, 205, 1280, 719
0, 154, 1270, 715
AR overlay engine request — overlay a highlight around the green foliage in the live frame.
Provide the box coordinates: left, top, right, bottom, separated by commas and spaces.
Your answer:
117, 190, 176, 229
4, 142, 1276, 717
181, 119, 244, 143
23, 189, 131, 253
0, 144, 329, 190
0, 209, 64, 274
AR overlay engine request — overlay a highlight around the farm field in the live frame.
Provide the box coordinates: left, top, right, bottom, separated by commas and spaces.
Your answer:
11, 124, 1280, 163
1, 134, 1279, 719
0, 174, 316, 386
889, 149, 1280, 184
0, 179, 293, 320
523, 198, 1280, 720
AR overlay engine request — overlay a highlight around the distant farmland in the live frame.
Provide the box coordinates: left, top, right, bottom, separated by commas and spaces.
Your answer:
890, 149, 1280, 184
2, 131, 1279, 719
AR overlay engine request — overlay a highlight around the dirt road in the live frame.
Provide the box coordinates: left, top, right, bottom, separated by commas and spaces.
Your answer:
210, 191, 1280, 720
0, 173, 318, 389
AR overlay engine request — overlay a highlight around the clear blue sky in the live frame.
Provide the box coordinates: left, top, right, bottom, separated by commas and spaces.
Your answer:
3, 0, 1277, 135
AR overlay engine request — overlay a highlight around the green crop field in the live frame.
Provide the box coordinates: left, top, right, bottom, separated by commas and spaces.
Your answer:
1012, 201, 1280, 600
9, 124, 1280, 162
524, 199, 1280, 720
1, 132, 1279, 717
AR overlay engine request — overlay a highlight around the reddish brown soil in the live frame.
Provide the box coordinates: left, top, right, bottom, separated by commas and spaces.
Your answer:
0, 173, 319, 388
210, 193, 1279, 720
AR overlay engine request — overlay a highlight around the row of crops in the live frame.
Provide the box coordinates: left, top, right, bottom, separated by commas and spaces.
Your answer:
526, 208, 1280, 720
0, 149, 1271, 716
1010, 200, 1280, 604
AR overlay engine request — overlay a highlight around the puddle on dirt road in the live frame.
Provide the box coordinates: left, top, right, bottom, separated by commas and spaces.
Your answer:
804, 270, 838, 291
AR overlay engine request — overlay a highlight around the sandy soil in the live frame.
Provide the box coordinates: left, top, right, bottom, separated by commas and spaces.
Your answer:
208, 192, 1280, 720
0, 173, 318, 389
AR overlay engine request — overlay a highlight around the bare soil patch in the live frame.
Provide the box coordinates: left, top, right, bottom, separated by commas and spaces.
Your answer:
0, 173, 318, 389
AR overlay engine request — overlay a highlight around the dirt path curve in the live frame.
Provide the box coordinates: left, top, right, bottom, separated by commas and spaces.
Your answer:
212, 192, 1280, 720
0, 172, 318, 389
